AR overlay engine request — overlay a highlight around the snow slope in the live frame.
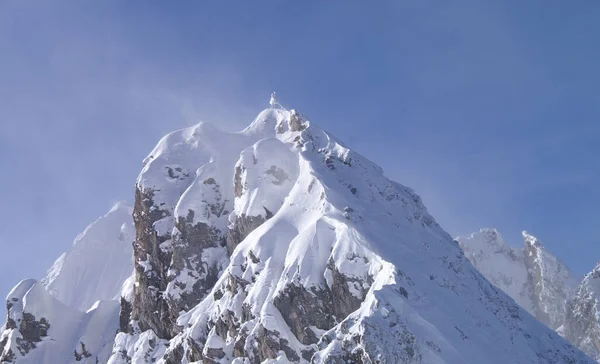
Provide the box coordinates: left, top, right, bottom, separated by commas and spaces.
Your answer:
457, 228, 533, 314
1, 100, 594, 363
42, 202, 135, 312
0, 203, 134, 363
0, 279, 119, 363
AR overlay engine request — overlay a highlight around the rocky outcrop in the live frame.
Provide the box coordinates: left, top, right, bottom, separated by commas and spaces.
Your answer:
226, 214, 266, 255
560, 264, 600, 361
523, 231, 574, 329
273, 284, 336, 345
459, 229, 600, 360
168, 213, 226, 313
130, 188, 175, 338
130, 186, 231, 339
0, 310, 50, 361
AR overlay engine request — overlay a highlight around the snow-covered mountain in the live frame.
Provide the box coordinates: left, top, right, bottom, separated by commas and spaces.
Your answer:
42, 202, 135, 312
457, 229, 576, 330
560, 263, 600, 361
456, 229, 533, 315
458, 228, 600, 361
1, 100, 594, 363
0, 203, 134, 363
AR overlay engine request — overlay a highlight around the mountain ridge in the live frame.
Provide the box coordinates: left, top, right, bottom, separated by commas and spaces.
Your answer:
1, 100, 594, 363
459, 228, 600, 361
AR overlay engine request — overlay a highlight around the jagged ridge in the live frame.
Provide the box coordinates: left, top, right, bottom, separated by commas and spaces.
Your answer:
1, 101, 594, 364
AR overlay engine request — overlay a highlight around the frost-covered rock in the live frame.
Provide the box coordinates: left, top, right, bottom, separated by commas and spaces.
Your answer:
458, 229, 600, 361
458, 229, 577, 330
522, 231, 576, 329
560, 263, 600, 361
457, 229, 533, 314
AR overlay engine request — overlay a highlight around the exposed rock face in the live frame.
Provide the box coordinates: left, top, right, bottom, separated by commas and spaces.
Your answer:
523, 231, 575, 330
560, 264, 600, 361
458, 229, 576, 330
0, 308, 50, 361
130, 186, 231, 339
273, 284, 336, 345
457, 229, 532, 313
131, 188, 176, 338
1, 281, 52, 362
458, 229, 600, 361
226, 214, 266, 255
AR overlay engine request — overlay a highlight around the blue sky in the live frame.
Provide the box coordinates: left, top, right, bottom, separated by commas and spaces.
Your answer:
1, 1, 599, 298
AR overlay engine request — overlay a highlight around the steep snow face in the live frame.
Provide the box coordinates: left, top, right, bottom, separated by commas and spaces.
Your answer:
42, 202, 135, 312
523, 231, 576, 329
0, 280, 119, 363
111, 106, 593, 364
457, 228, 533, 314
560, 263, 600, 361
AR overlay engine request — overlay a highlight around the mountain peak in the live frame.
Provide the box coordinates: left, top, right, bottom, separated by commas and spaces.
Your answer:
1, 103, 594, 364
523, 230, 544, 248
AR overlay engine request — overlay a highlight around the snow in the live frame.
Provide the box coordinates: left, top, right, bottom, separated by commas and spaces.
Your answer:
523, 231, 577, 328
457, 228, 533, 314
233, 137, 299, 220
458, 228, 578, 331
2, 280, 119, 364
42, 202, 134, 312
158, 105, 592, 363
3, 100, 593, 364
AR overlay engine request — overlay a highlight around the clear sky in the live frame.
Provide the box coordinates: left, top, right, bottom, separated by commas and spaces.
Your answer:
1, 1, 599, 299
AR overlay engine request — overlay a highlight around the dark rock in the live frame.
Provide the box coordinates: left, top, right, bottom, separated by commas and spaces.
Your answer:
327, 259, 370, 319
0, 308, 51, 361
20, 313, 50, 343
226, 214, 266, 255
289, 111, 307, 132
163, 342, 184, 364
130, 186, 228, 340
234, 166, 245, 198
119, 297, 133, 334
273, 283, 335, 345
204, 346, 226, 363
131, 187, 174, 339
74, 342, 92, 361
248, 325, 301, 363
169, 215, 224, 313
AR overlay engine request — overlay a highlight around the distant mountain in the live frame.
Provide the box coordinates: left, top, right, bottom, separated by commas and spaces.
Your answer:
1, 99, 593, 363
459, 228, 600, 361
